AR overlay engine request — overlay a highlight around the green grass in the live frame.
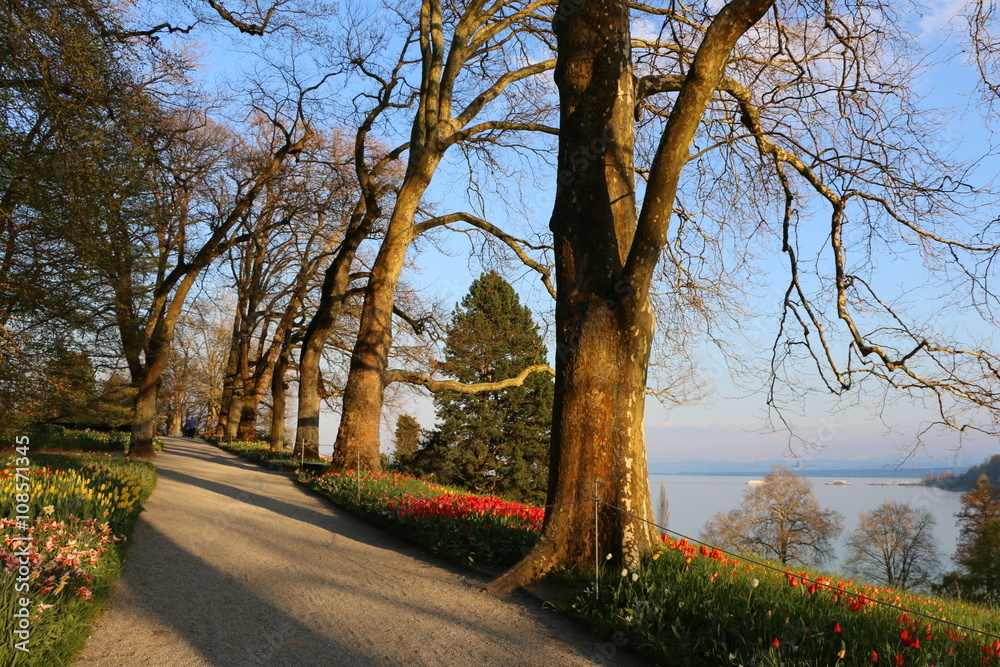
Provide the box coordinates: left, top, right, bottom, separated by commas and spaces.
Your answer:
0, 451, 157, 665
0, 427, 162, 454
559, 536, 1000, 666
206, 437, 300, 469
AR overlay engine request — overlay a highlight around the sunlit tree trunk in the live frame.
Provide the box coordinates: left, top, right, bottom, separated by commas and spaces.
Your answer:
330, 166, 436, 472
489, 0, 773, 592
269, 346, 290, 451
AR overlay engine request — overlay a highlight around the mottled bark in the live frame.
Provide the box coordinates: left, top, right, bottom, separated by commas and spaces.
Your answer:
294, 210, 376, 459
167, 411, 182, 436
488, 0, 773, 593
129, 377, 159, 457
330, 170, 433, 472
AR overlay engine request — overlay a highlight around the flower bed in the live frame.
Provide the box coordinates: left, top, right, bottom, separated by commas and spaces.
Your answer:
309, 470, 541, 568
564, 535, 1000, 666
221, 453, 1000, 664
0, 452, 156, 665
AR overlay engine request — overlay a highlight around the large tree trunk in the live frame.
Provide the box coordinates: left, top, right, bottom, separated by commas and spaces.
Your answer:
329, 229, 407, 472
167, 410, 182, 437
129, 373, 160, 458
294, 207, 379, 459
236, 400, 258, 440
216, 308, 242, 435
330, 169, 434, 472
270, 348, 290, 451
489, 0, 657, 590
488, 0, 772, 593
295, 343, 325, 460
225, 323, 249, 441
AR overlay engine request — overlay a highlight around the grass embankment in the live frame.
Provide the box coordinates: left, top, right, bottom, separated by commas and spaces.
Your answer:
306, 468, 541, 569
1, 427, 162, 454
207, 439, 1000, 665
566, 536, 1000, 666
302, 462, 999, 666
0, 451, 157, 665
206, 437, 300, 469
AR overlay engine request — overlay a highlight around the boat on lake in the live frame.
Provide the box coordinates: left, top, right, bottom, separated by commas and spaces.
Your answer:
746, 479, 764, 485
825, 480, 853, 486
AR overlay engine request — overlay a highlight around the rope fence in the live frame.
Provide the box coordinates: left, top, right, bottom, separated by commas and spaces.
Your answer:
323, 470, 1000, 644
218, 443, 1000, 644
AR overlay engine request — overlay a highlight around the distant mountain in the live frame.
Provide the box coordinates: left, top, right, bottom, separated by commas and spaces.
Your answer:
651, 456, 958, 477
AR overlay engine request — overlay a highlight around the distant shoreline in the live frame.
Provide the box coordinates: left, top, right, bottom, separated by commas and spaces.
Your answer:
649, 468, 952, 479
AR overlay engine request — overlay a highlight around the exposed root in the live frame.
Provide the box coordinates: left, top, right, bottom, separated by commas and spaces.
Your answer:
485, 535, 562, 595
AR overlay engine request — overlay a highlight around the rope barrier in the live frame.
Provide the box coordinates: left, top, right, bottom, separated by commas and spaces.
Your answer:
597, 498, 1000, 643
300, 457, 1000, 642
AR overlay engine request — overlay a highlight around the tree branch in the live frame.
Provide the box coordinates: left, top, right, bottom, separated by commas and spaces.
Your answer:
412, 212, 556, 298
385, 363, 554, 393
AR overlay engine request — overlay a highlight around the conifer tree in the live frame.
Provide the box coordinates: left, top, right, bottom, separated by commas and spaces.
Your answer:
392, 414, 422, 463
419, 272, 553, 504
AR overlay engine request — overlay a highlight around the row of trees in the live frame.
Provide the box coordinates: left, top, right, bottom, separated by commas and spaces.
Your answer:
702, 467, 1000, 598
4, 0, 1000, 593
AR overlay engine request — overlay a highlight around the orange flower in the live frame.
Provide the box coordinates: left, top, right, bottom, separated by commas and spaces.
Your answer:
771, 638, 780, 649
834, 622, 843, 633
870, 649, 879, 662
894, 655, 904, 665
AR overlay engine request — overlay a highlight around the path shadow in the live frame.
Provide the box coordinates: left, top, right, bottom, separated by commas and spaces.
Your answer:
100, 437, 645, 666
87, 522, 370, 667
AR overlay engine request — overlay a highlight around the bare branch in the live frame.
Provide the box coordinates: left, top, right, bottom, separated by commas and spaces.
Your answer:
385, 363, 554, 393
412, 212, 556, 299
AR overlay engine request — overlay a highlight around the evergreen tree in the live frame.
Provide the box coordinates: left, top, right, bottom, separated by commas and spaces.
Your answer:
419, 272, 553, 504
392, 414, 422, 463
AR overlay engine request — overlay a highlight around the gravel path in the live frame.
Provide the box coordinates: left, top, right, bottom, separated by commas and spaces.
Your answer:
74, 437, 645, 666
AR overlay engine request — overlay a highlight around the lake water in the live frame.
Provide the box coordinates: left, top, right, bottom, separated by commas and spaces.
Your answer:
649, 473, 965, 575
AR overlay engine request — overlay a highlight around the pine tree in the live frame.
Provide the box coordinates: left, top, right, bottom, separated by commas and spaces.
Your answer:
392, 414, 422, 463
421, 272, 553, 504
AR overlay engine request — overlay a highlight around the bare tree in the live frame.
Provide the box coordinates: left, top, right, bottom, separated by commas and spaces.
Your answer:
113, 85, 318, 457
489, 0, 1000, 593
701, 467, 842, 565
214, 126, 354, 442
970, 0, 1000, 109
325, 0, 559, 472
845, 501, 940, 590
